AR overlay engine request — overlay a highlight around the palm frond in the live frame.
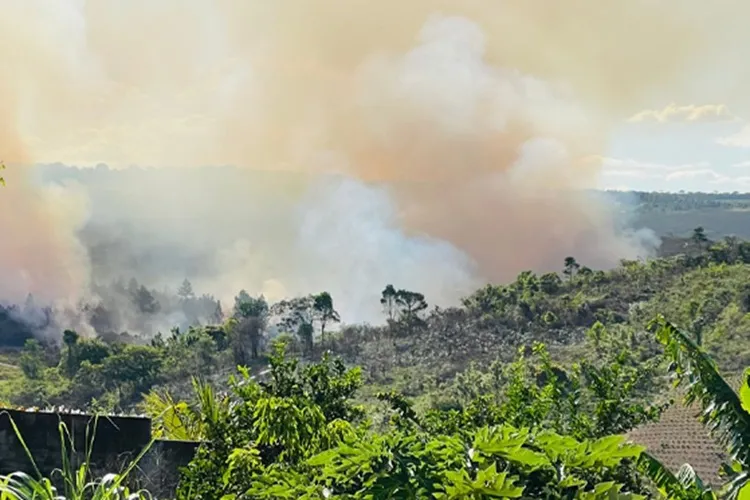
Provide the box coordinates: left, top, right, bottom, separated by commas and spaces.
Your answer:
638, 452, 715, 499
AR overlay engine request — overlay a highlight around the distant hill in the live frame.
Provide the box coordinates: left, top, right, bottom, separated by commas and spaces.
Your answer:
604, 190, 750, 239
34, 163, 750, 239
635, 209, 750, 240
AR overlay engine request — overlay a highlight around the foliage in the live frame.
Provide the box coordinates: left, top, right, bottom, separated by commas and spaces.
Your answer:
168, 346, 652, 499
19, 340, 44, 380
231, 291, 270, 362
9, 228, 750, 497
564, 256, 581, 281
261, 424, 646, 499
177, 279, 194, 301
638, 453, 716, 500
462, 337, 665, 440
271, 292, 340, 354
165, 315, 750, 497
6, 232, 750, 414
312, 291, 340, 343
692, 227, 709, 245
174, 342, 364, 498
141, 382, 206, 442
380, 285, 429, 334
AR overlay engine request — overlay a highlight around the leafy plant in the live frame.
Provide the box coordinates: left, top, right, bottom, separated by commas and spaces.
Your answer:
638, 453, 715, 499
141, 388, 204, 441
174, 346, 652, 499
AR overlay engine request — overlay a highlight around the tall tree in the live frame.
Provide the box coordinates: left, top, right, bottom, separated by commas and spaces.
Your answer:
178, 278, 195, 300
691, 226, 709, 247
312, 292, 340, 345
211, 300, 224, 324
382, 288, 429, 335
232, 291, 269, 361
380, 285, 399, 321
62, 329, 80, 376
234, 291, 267, 318
395, 290, 428, 320
272, 296, 316, 355
381, 286, 428, 325
134, 285, 160, 314
562, 256, 580, 281
19, 339, 44, 379
62, 329, 79, 347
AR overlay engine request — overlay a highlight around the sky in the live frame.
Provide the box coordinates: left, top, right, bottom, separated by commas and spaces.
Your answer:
601, 104, 750, 192
29, 106, 750, 194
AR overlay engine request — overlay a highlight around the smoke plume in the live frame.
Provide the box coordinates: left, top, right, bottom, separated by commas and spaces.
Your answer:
2, 0, 748, 325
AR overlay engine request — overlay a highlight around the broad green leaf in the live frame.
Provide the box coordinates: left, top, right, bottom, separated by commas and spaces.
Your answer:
738, 481, 750, 500
740, 368, 750, 415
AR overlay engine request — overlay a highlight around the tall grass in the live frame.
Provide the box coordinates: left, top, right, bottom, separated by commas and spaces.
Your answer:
0, 411, 155, 499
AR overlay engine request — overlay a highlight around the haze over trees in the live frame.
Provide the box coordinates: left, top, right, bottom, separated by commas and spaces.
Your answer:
3, 191, 750, 496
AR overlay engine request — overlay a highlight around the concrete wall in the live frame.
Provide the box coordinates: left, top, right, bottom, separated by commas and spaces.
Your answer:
139, 439, 201, 496
0, 409, 198, 496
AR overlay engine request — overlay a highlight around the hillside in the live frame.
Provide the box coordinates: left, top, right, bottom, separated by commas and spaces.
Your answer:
604, 190, 750, 239
636, 209, 750, 240
2, 222, 749, 410
4, 190, 750, 494
3, 220, 750, 495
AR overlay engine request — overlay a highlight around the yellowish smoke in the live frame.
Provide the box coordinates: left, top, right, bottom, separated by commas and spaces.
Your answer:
1, 0, 748, 316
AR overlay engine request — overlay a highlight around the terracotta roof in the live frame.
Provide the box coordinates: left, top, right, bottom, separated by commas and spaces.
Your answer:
627, 400, 728, 486
627, 373, 746, 488
628, 373, 746, 487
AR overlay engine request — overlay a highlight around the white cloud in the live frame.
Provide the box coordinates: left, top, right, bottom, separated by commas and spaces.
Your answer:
718, 125, 750, 148
598, 156, 709, 176
731, 160, 750, 168
628, 103, 738, 123
602, 169, 662, 179
596, 156, 750, 192
665, 168, 728, 183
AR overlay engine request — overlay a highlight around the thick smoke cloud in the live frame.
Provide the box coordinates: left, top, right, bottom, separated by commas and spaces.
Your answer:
2, 0, 749, 326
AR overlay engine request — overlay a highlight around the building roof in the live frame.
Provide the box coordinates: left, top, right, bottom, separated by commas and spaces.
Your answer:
627, 400, 728, 486
626, 373, 746, 488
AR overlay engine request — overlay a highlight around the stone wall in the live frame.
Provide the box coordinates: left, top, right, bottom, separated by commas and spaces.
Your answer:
0, 409, 198, 496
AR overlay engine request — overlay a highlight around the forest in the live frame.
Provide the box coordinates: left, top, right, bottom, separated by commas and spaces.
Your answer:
2, 221, 750, 498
